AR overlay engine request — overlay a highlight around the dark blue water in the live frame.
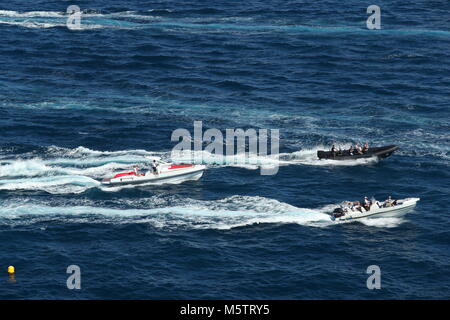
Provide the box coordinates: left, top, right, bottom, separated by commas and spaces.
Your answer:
0, 0, 449, 299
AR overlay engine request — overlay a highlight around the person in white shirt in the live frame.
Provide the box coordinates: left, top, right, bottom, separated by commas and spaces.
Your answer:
355, 143, 363, 155
151, 160, 159, 174
384, 196, 394, 207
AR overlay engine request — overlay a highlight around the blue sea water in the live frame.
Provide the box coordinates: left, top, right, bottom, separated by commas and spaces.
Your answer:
0, 0, 449, 299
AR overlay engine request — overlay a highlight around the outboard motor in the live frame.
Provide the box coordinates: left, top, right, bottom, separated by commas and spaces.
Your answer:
332, 207, 346, 218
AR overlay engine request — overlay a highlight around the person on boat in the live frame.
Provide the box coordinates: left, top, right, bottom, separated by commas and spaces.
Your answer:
133, 166, 145, 176
348, 145, 355, 155
363, 196, 371, 211
342, 201, 352, 212
351, 201, 363, 212
386, 196, 398, 206
362, 142, 369, 153
384, 196, 394, 207
151, 160, 159, 174
355, 143, 363, 155
331, 144, 337, 157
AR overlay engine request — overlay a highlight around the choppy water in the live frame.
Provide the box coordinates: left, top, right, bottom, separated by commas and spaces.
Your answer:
0, 0, 449, 299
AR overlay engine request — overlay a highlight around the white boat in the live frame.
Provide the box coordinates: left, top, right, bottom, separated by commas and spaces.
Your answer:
331, 197, 420, 222
101, 159, 206, 186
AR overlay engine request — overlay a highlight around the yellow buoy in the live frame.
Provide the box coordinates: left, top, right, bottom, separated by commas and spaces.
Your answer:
7, 266, 15, 274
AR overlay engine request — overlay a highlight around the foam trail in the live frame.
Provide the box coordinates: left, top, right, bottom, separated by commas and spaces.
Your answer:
0, 146, 168, 193
0, 10, 139, 30
44, 146, 163, 159
0, 160, 131, 178
0, 160, 55, 177
0, 176, 100, 194
172, 150, 280, 170
45, 155, 154, 167
358, 217, 406, 228
0, 20, 64, 29
0, 10, 64, 17
1, 10, 449, 36
0, 195, 333, 229
173, 148, 378, 168
1, 146, 164, 167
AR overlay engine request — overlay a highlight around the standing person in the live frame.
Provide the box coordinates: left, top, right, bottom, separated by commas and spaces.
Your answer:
331, 144, 337, 157
151, 160, 159, 174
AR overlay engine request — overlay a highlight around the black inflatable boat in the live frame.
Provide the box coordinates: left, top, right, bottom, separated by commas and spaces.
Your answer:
317, 145, 399, 160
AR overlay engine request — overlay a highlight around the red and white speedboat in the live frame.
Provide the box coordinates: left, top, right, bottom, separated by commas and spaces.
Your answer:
101, 160, 206, 186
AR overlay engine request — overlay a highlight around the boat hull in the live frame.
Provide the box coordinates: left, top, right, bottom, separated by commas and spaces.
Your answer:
317, 145, 399, 160
102, 165, 205, 186
332, 197, 420, 222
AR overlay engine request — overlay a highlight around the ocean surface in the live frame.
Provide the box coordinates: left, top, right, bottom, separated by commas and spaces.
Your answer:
0, 0, 449, 299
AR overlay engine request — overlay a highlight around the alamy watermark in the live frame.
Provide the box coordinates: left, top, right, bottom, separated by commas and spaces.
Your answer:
171, 121, 280, 175
367, 5, 381, 30
66, 265, 81, 289
366, 265, 381, 289
66, 5, 81, 30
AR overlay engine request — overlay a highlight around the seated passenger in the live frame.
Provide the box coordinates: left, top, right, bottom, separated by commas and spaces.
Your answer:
363, 196, 371, 210
351, 201, 363, 212
384, 196, 393, 207
348, 145, 354, 155
355, 144, 363, 154
362, 142, 369, 153
134, 167, 145, 176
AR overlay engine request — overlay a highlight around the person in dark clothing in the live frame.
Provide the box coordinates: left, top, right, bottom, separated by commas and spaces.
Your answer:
348, 145, 355, 155
331, 144, 337, 157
